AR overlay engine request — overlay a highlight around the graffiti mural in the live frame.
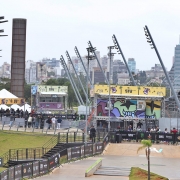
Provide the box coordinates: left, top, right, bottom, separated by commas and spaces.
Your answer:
145, 101, 161, 119
96, 99, 161, 119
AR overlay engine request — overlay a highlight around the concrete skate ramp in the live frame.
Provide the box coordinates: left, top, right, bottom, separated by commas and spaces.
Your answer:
104, 143, 180, 158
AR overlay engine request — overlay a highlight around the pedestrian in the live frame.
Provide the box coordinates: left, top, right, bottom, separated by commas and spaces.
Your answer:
24, 115, 28, 128
171, 127, 178, 134
164, 128, 168, 133
9, 114, 14, 127
46, 116, 52, 129
28, 115, 32, 128
35, 115, 40, 129
51, 116, 56, 130
57, 116, 62, 129
90, 125, 96, 143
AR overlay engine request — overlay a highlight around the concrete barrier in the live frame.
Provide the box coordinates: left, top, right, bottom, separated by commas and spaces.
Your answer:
85, 158, 102, 177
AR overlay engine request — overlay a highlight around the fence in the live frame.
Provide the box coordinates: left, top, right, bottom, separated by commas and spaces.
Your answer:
0, 153, 60, 180
0, 132, 110, 180
109, 130, 180, 144
65, 133, 109, 162
0, 130, 108, 168
0, 118, 87, 133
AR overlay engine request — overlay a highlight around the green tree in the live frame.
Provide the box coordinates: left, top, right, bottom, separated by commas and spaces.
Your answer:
137, 139, 152, 180
24, 83, 31, 104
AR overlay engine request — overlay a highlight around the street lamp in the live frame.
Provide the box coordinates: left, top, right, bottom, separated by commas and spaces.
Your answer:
85, 47, 96, 144
107, 46, 116, 131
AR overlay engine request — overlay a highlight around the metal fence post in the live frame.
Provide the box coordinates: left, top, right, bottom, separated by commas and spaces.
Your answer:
9, 149, 11, 160
17, 150, 18, 161
57, 132, 60, 143
82, 133, 85, 143
66, 133, 68, 144
26, 148, 28, 159
74, 132, 76, 142
34, 149, 36, 160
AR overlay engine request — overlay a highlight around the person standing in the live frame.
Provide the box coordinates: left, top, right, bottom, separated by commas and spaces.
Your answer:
46, 116, 52, 129
9, 114, 14, 127
28, 115, 32, 128
51, 116, 56, 130
90, 125, 96, 143
57, 116, 62, 129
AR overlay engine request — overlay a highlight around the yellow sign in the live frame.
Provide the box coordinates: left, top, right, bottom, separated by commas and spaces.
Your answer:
94, 85, 166, 97
37, 85, 68, 93
0, 98, 25, 105
94, 85, 120, 94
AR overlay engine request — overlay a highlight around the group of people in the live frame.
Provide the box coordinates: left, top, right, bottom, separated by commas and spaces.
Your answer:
45, 115, 62, 129
25, 115, 63, 129
0, 108, 29, 118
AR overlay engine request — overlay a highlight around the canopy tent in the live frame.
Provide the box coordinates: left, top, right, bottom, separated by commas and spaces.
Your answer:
0, 89, 18, 98
0, 104, 10, 110
11, 104, 21, 111
20, 104, 31, 112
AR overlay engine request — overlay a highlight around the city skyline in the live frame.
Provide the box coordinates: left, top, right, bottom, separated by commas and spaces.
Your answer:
1, 0, 180, 71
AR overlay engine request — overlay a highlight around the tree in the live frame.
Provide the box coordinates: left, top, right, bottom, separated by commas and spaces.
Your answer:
24, 82, 31, 104
137, 139, 152, 180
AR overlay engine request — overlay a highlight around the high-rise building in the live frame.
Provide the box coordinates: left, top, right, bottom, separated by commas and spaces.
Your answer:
128, 58, 136, 73
173, 44, 180, 92
25, 60, 37, 84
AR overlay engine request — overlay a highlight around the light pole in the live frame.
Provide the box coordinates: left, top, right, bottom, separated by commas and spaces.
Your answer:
144, 25, 180, 110
85, 47, 95, 144
107, 46, 116, 131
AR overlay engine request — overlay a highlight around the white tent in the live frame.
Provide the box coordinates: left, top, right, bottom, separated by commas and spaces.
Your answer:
20, 104, 31, 112
11, 104, 21, 111
0, 89, 18, 98
0, 104, 10, 110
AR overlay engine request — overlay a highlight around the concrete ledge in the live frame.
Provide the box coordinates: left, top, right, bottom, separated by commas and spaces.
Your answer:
85, 158, 102, 177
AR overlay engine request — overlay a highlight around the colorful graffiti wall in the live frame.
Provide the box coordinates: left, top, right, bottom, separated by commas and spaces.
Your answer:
97, 99, 161, 119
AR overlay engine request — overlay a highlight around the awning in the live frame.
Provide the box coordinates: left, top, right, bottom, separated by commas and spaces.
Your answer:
96, 93, 163, 100
39, 92, 67, 97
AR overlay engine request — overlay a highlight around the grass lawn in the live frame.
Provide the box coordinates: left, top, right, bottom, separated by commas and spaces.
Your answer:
0, 131, 54, 156
129, 167, 168, 180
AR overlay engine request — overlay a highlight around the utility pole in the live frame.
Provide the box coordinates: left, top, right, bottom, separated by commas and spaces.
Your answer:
107, 46, 116, 131
0, 16, 8, 57
112, 34, 136, 86
85, 47, 96, 144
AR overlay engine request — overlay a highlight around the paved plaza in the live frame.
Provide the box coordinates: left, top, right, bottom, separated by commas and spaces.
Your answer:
35, 143, 180, 180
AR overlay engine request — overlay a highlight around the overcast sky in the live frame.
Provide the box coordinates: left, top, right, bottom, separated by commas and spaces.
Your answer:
1, 0, 180, 70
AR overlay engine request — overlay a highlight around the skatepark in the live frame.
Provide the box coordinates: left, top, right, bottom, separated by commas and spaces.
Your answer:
36, 143, 180, 180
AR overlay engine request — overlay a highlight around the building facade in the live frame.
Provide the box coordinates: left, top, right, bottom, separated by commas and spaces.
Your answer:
128, 58, 136, 73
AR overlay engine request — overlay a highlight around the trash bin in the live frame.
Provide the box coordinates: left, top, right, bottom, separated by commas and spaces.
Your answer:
116, 134, 122, 143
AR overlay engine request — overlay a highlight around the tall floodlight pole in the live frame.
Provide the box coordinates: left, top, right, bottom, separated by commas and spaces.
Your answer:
85, 47, 96, 144
112, 34, 136, 86
0, 16, 8, 57
60, 58, 81, 106
88, 41, 109, 84
144, 26, 180, 110
60, 55, 85, 105
66, 51, 89, 102
107, 46, 116, 131
74, 46, 93, 86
